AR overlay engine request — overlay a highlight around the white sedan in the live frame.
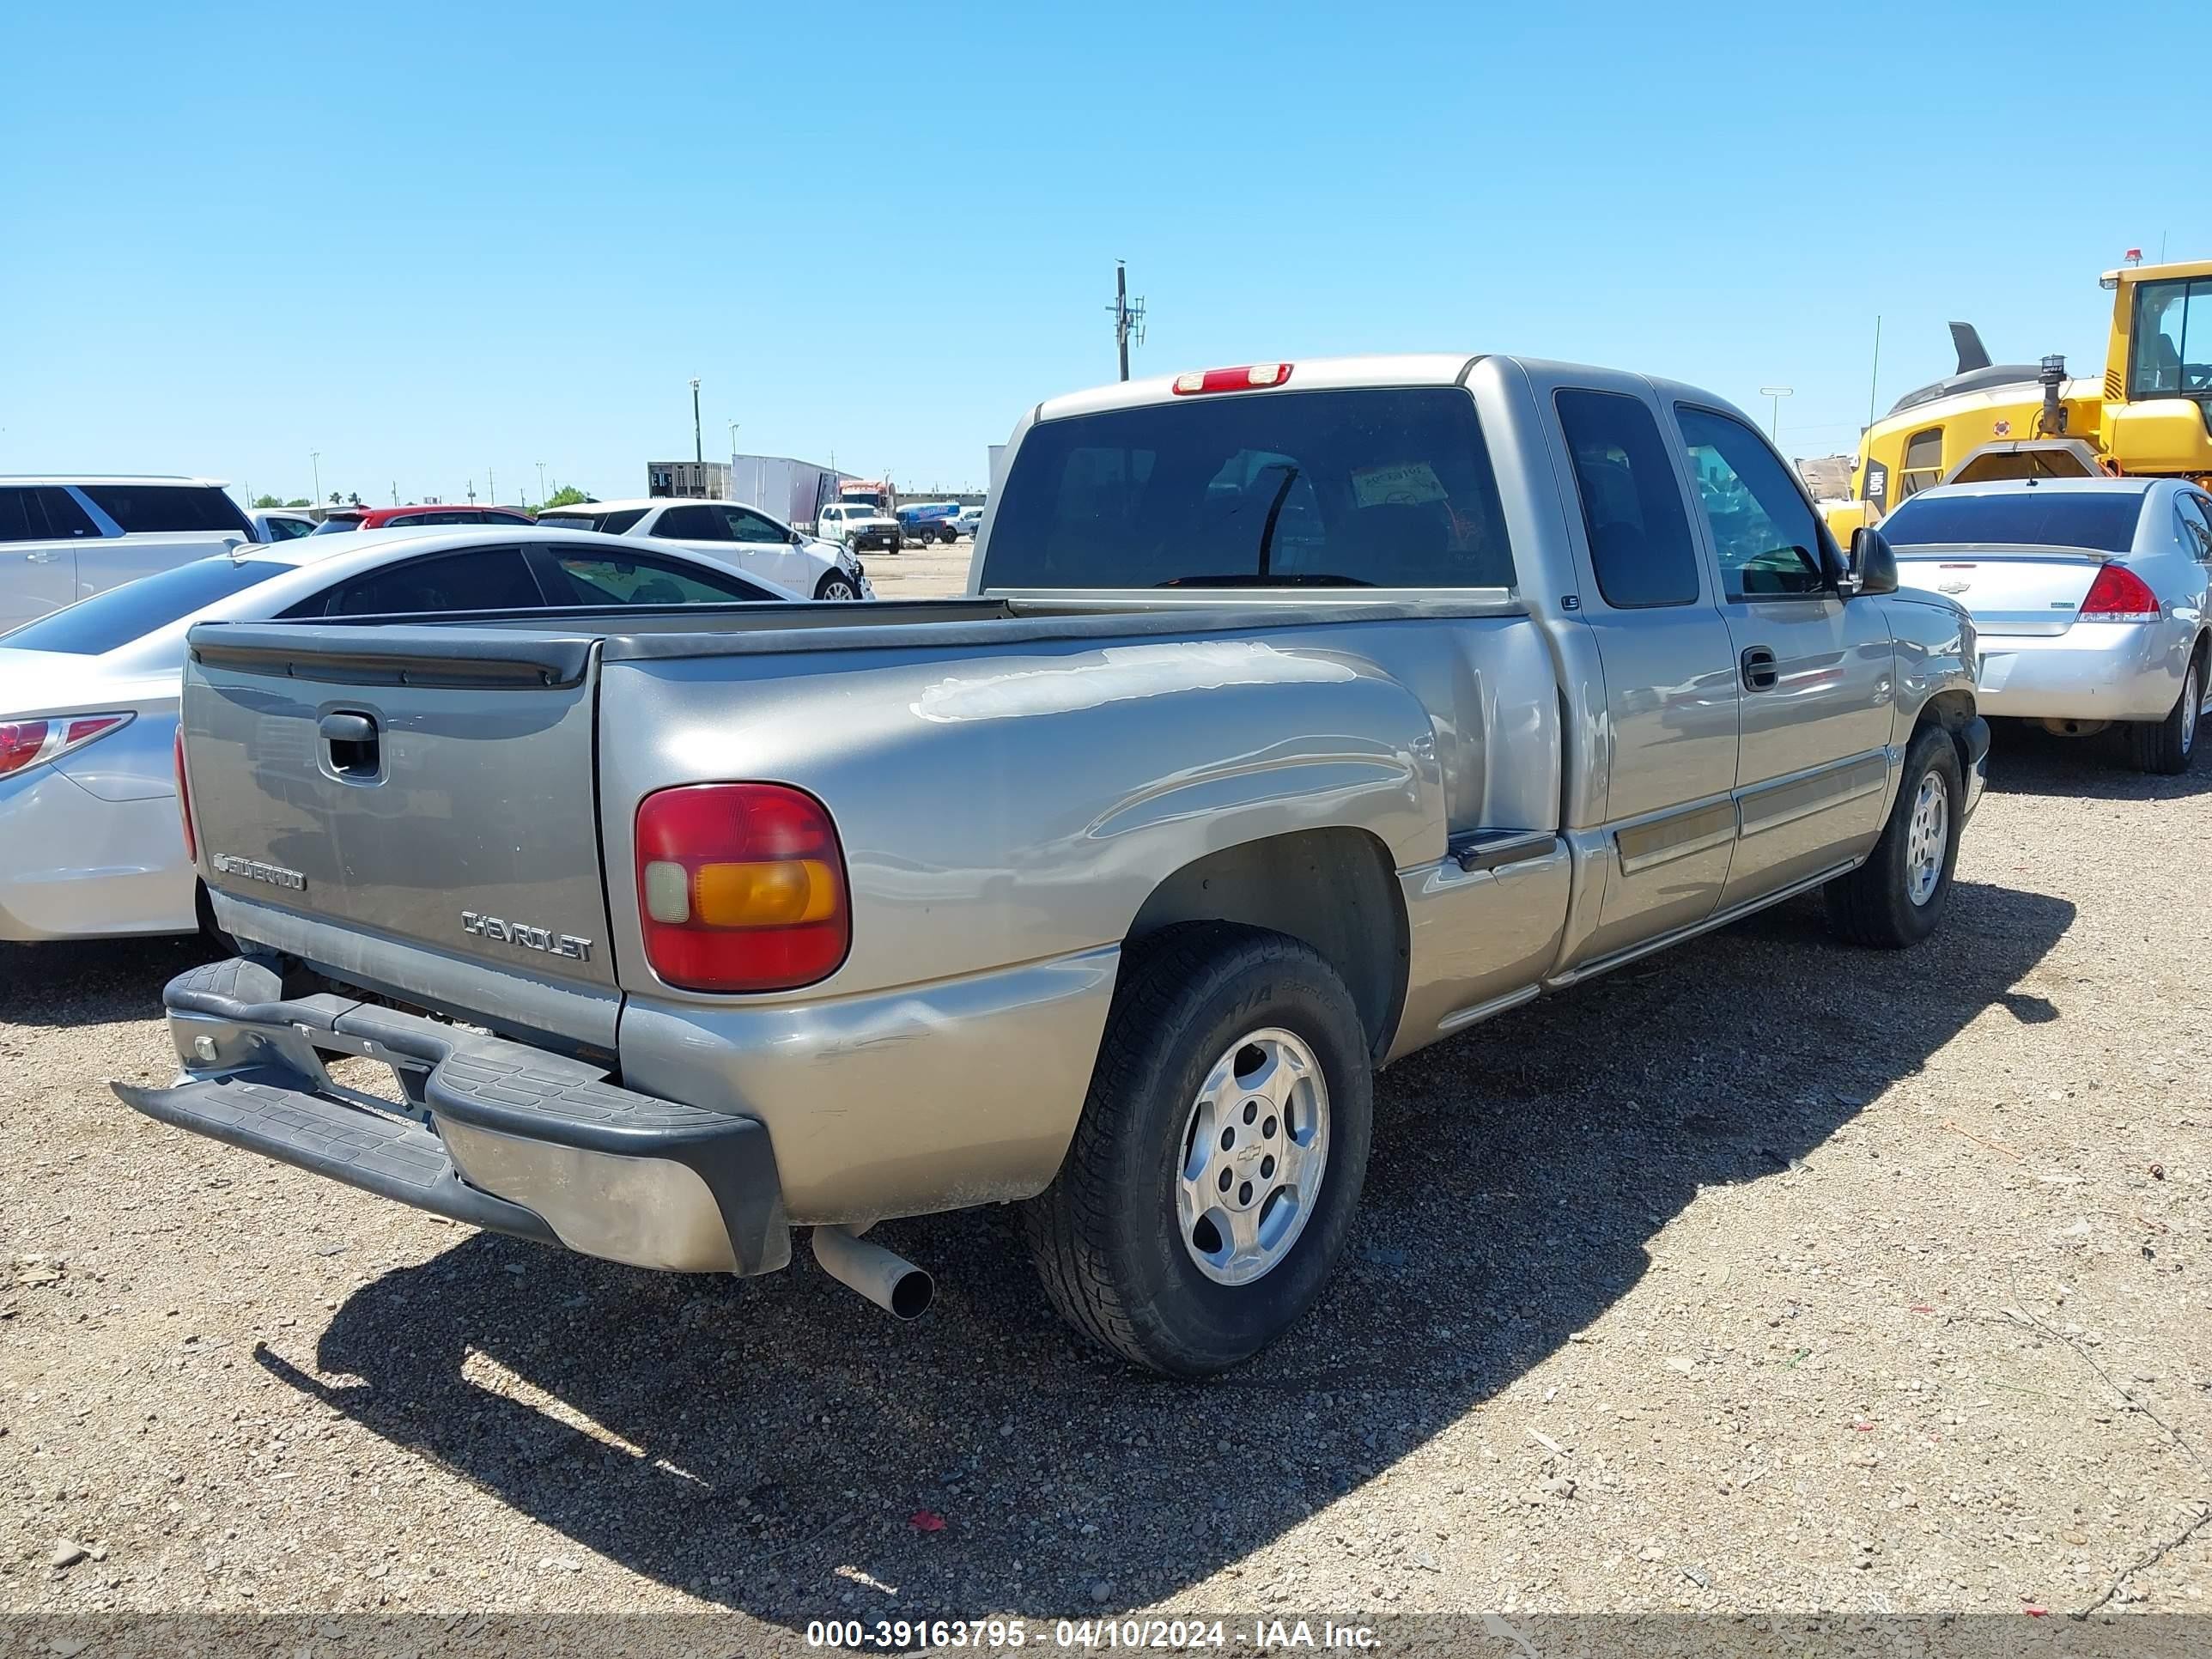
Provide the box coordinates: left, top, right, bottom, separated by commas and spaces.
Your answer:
0, 526, 800, 943
1884, 477, 2212, 774
535, 497, 874, 601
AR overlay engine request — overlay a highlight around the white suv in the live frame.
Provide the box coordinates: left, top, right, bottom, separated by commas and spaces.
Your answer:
534, 498, 873, 601
0, 477, 255, 633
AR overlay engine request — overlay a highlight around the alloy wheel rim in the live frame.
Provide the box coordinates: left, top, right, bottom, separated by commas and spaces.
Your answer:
1174, 1028, 1329, 1286
823, 580, 858, 601
1904, 771, 1949, 907
2183, 666, 2199, 754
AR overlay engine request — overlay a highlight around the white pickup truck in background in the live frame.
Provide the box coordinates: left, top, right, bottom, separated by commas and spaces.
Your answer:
0, 477, 257, 633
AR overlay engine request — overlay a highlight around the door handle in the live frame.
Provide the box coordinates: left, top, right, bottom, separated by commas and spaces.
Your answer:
25, 550, 60, 563
1740, 646, 1779, 692
319, 710, 381, 780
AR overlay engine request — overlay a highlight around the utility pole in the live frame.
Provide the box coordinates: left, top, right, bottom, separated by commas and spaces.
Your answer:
534, 460, 547, 504
727, 420, 739, 458
488, 465, 495, 505
310, 450, 322, 505
690, 378, 702, 463
1107, 260, 1146, 382
391, 482, 398, 507
466, 478, 477, 506
1759, 386, 1794, 444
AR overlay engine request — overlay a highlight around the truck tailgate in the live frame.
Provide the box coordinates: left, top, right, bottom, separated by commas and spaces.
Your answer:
182, 623, 619, 1046
1896, 547, 2110, 638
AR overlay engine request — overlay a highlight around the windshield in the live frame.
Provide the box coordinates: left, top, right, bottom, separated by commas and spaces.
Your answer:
1881, 490, 2147, 554
0, 558, 290, 654
985, 387, 1516, 589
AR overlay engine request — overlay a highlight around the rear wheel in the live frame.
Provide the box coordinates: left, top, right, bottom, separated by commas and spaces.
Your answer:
814, 571, 861, 601
1823, 723, 1962, 948
2127, 658, 2201, 775
1021, 923, 1372, 1376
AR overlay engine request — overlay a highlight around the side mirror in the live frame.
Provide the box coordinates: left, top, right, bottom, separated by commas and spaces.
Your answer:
1850, 526, 1898, 597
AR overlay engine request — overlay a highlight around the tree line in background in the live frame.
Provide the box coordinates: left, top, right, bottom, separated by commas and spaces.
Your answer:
252, 486, 594, 513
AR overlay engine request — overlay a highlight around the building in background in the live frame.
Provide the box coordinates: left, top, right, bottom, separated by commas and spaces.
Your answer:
647, 459, 732, 500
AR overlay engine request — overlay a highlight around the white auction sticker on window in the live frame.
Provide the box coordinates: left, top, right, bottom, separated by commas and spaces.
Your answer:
1352, 462, 1449, 507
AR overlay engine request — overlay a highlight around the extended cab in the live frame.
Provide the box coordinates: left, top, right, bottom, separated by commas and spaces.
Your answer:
123, 356, 1988, 1374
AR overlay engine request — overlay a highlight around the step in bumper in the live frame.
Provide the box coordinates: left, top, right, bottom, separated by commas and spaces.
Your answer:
112, 957, 790, 1275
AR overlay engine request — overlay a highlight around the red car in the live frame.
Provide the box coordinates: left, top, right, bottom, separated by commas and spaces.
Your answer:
309, 504, 534, 537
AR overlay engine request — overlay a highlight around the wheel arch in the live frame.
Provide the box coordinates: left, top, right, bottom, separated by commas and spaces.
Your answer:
1124, 827, 1410, 1065
1913, 686, 1980, 779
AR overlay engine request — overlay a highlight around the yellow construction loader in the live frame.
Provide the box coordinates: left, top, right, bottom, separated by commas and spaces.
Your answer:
1825, 257, 2212, 538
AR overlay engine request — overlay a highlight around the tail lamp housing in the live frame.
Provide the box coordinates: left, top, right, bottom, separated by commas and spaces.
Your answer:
173, 726, 198, 865
2078, 562, 2160, 624
635, 782, 850, 992
0, 713, 133, 781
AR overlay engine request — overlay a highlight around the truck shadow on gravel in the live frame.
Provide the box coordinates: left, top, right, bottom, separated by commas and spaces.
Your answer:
0, 934, 212, 1029
258, 877, 2074, 1628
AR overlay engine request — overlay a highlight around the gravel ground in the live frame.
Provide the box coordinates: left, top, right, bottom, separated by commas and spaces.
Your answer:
3, 672, 2208, 1651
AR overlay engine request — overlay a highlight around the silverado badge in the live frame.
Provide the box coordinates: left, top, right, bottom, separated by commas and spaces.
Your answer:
211, 854, 307, 891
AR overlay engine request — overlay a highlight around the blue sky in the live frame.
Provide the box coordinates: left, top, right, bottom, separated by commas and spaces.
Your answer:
3, 1, 2204, 506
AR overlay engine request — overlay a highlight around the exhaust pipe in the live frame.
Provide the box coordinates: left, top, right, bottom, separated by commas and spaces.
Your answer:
812, 1225, 933, 1320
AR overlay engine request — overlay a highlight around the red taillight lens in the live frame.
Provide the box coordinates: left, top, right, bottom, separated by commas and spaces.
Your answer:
1171, 362, 1294, 395
173, 726, 198, 865
2079, 562, 2160, 623
0, 720, 49, 778
0, 712, 132, 781
635, 783, 850, 992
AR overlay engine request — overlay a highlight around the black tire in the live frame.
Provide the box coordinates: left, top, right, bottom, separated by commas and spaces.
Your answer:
1822, 723, 1963, 949
2126, 654, 2201, 775
813, 571, 861, 602
1020, 923, 1373, 1376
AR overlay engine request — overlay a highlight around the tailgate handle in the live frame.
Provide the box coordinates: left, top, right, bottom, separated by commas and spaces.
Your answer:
319, 710, 381, 781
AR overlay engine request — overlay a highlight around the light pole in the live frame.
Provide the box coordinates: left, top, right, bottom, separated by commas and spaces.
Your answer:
1759, 386, 1794, 444
690, 378, 702, 464
727, 420, 739, 459
310, 450, 322, 505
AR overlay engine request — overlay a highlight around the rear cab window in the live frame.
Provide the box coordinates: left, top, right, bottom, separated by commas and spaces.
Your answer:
1877, 491, 2148, 553
984, 386, 1516, 589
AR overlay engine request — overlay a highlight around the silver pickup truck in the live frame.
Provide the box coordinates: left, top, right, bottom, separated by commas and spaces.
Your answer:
120, 355, 1989, 1374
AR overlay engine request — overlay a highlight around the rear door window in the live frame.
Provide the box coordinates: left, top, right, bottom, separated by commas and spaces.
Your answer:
1554, 389, 1701, 608
653, 505, 730, 540
290, 548, 545, 616
1674, 407, 1828, 599
984, 386, 1516, 589
79, 483, 252, 537
37, 489, 100, 538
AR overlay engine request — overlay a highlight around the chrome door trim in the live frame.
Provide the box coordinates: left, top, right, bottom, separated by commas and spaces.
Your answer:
1613, 797, 1739, 877
1735, 750, 1890, 841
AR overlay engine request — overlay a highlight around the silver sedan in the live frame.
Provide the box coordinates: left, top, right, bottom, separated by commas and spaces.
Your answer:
1884, 477, 2212, 774
0, 527, 802, 942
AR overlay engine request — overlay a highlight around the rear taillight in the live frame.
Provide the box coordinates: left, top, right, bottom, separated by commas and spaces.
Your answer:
0, 713, 133, 781
173, 726, 198, 865
635, 783, 850, 992
1172, 362, 1294, 395
2079, 563, 2161, 623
